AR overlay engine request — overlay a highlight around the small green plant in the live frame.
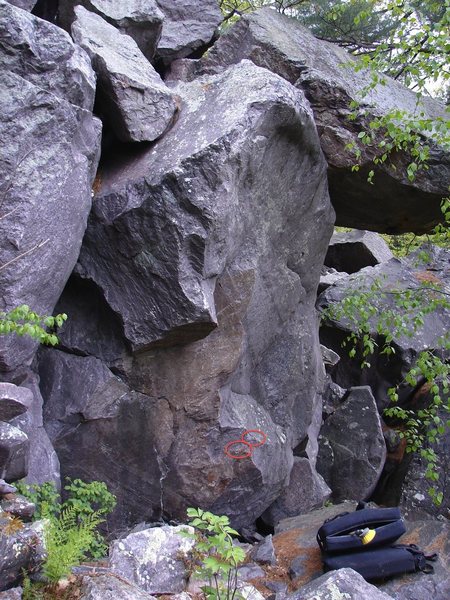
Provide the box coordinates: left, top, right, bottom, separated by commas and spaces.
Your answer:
0, 304, 67, 345
42, 505, 103, 583
16, 478, 116, 559
183, 507, 246, 600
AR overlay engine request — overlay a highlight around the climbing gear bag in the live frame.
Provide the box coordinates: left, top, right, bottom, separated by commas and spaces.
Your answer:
317, 506, 406, 553
323, 544, 438, 580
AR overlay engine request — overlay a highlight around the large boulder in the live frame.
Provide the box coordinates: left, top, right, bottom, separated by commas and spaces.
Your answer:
316, 386, 386, 501
156, 0, 222, 65
0, 0, 101, 371
41, 59, 333, 528
201, 8, 449, 234
72, 7, 177, 143
109, 525, 195, 594
59, 0, 164, 60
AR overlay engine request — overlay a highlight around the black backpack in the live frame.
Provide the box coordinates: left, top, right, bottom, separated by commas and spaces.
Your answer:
317, 503, 438, 581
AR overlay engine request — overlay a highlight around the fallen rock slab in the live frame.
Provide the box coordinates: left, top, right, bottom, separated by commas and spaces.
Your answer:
316, 386, 386, 501
156, 0, 222, 65
202, 7, 449, 234
325, 230, 394, 274
72, 6, 177, 142
59, 0, 164, 60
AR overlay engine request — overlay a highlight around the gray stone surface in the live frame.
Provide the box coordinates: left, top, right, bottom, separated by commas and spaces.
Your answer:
59, 0, 164, 60
0, 422, 29, 482
72, 6, 177, 142
109, 525, 195, 594
42, 59, 333, 530
290, 568, 394, 600
325, 230, 394, 274
316, 386, 386, 501
156, 0, 222, 65
0, 480, 16, 495
237, 563, 266, 582
0, 493, 35, 520
0, 1, 96, 111
5, 0, 34, 10
79, 574, 158, 600
0, 1, 101, 372
201, 8, 450, 234
0, 383, 32, 421
39, 349, 166, 527
0, 587, 22, 599
7, 372, 60, 486
262, 458, 331, 527
0, 517, 43, 592
251, 534, 276, 565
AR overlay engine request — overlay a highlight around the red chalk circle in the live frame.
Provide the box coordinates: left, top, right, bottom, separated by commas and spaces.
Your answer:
242, 429, 267, 447
224, 440, 253, 460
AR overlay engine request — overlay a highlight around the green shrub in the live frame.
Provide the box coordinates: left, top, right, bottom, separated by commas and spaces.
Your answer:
182, 507, 246, 600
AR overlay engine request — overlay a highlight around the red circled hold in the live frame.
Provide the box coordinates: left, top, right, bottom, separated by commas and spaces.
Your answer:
242, 429, 267, 447
224, 440, 253, 460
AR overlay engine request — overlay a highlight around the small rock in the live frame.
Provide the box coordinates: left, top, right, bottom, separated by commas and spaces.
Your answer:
0, 422, 29, 482
0, 383, 33, 422
237, 563, 266, 582
79, 574, 158, 600
239, 584, 266, 600
289, 568, 394, 599
0, 587, 23, 600
264, 581, 288, 594
251, 534, 276, 565
0, 479, 16, 495
0, 518, 44, 592
1, 493, 35, 521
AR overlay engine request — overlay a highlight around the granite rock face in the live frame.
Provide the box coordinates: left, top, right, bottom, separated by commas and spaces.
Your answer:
262, 457, 331, 527
0, 0, 101, 372
59, 0, 164, 60
156, 0, 222, 65
201, 7, 450, 234
316, 386, 386, 501
109, 525, 195, 594
72, 6, 177, 142
39, 59, 333, 529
